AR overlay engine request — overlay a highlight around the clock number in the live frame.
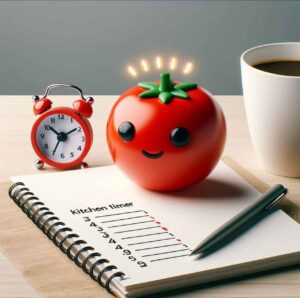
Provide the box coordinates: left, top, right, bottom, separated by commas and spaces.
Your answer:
70, 152, 74, 158
50, 117, 55, 123
44, 125, 50, 131
58, 114, 64, 120
44, 143, 48, 149
70, 118, 73, 123
77, 146, 82, 151
40, 133, 45, 139
77, 127, 82, 132
60, 153, 65, 159
82, 136, 85, 142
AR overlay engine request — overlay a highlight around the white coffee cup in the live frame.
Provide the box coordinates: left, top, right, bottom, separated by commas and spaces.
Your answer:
241, 42, 300, 177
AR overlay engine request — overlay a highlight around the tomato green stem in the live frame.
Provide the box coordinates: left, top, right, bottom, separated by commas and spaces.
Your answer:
138, 73, 198, 104
159, 72, 172, 92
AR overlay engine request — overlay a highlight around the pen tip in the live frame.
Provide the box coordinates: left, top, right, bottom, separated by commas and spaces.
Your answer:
189, 251, 206, 258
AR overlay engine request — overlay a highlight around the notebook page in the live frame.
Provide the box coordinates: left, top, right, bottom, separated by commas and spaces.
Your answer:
11, 161, 300, 289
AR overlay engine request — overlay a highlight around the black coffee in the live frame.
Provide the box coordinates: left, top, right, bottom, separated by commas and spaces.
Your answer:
253, 60, 300, 76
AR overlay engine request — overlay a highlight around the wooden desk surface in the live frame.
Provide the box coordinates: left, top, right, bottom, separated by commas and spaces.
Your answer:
0, 95, 299, 297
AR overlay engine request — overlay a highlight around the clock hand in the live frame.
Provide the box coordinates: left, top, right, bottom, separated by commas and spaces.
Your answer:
52, 140, 60, 156
66, 128, 77, 135
49, 126, 59, 135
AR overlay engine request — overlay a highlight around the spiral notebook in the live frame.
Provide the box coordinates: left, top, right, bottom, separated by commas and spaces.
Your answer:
9, 161, 300, 298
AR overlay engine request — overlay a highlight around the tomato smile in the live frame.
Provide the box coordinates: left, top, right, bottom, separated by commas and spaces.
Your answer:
142, 150, 164, 159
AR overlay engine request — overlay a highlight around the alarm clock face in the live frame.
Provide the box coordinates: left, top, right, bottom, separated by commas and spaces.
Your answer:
32, 107, 92, 168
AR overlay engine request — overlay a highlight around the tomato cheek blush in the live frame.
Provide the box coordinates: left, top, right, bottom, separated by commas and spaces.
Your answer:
106, 72, 226, 191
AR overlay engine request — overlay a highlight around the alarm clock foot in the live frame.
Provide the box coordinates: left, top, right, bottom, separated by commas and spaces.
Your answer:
35, 159, 44, 170
81, 162, 88, 169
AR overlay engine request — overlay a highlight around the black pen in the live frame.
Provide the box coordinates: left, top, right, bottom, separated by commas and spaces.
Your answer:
190, 184, 288, 257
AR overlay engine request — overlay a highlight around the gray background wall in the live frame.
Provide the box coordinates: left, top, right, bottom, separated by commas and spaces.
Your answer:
0, 1, 299, 95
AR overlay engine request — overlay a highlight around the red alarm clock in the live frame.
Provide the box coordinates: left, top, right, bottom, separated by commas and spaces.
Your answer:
31, 84, 94, 169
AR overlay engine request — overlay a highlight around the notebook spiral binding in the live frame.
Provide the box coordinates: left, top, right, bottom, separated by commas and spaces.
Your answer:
8, 182, 126, 294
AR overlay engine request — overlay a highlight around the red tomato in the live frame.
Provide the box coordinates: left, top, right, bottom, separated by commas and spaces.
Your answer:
106, 73, 226, 191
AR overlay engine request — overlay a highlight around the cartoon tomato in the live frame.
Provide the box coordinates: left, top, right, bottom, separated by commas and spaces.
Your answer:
106, 72, 226, 191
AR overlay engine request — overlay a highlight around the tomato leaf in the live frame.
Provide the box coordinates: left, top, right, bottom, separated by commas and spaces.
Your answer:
140, 89, 160, 98
171, 90, 189, 99
174, 83, 197, 91
138, 82, 159, 90
159, 92, 173, 104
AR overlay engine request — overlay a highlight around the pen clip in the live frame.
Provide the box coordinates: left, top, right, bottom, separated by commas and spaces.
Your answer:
264, 190, 287, 211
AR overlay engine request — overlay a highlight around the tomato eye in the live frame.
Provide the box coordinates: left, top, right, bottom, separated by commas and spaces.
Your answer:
170, 127, 190, 147
118, 122, 135, 142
